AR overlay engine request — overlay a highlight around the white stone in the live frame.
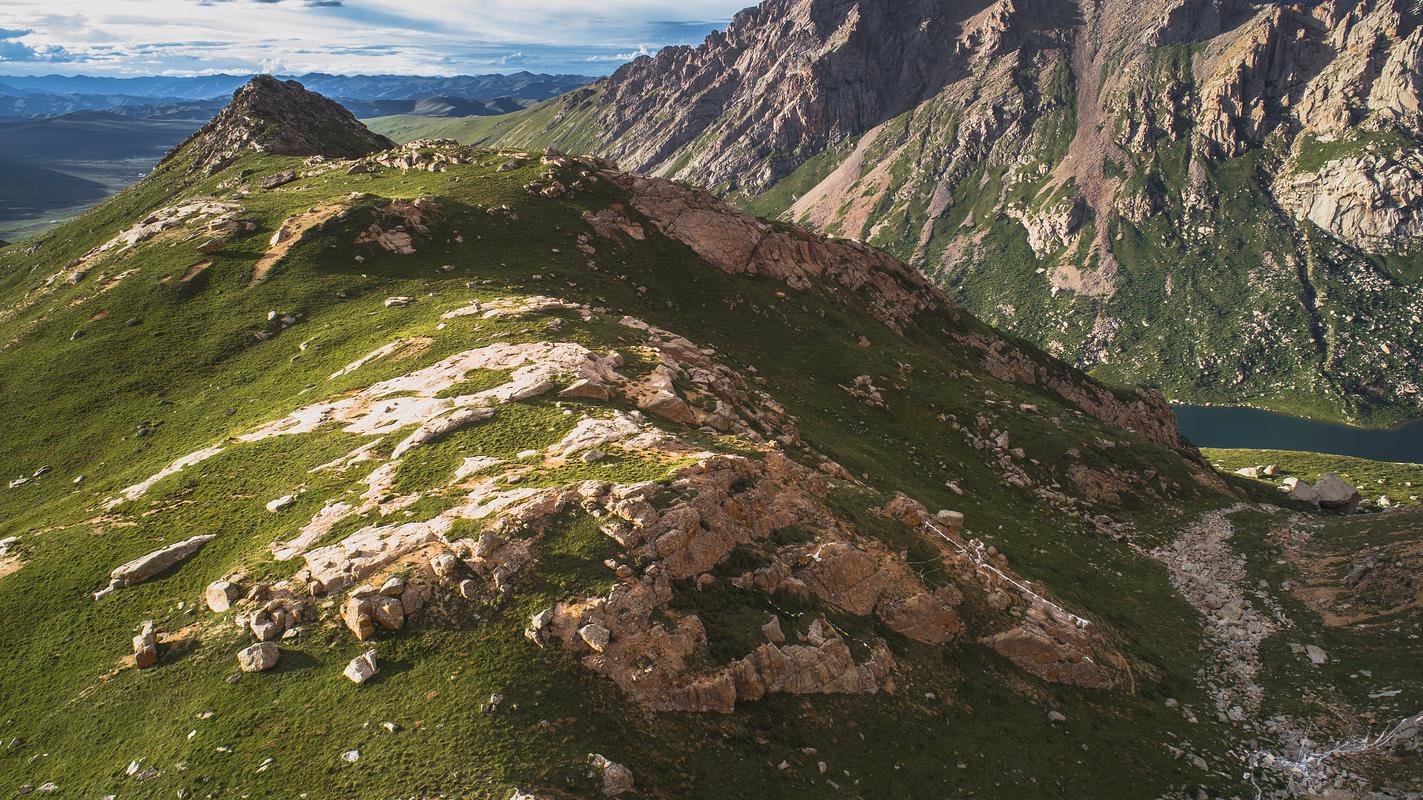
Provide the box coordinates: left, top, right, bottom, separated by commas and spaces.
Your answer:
344, 650, 379, 684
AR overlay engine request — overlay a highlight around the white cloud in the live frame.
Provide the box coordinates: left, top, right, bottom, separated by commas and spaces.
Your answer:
588, 43, 652, 62
0, 0, 749, 76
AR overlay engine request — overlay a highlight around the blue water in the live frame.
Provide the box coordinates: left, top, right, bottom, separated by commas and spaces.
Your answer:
1171, 405, 1423, 464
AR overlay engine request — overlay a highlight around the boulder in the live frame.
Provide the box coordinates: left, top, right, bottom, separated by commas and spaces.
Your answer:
589, 754, 634, 797
578, 623, 611, 653
1305, 644, 1329, 666
237, 642, 279, 672
260, 170, 296, 190
934, 509, 965, 534
205, 580, 243, 613
104, 534, 217, 595
1286, 477, 1320, 504
431, 552, 460, 579
341, 596, 376, 641
132, 621, 160, 669
370, 594, 405, 631
1315, 473, 1361, 513
344, 650, 379, 684
265, 495, 296, 513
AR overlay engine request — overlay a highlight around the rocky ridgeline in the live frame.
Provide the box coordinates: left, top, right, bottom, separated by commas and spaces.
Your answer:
98, 277, 1117, 709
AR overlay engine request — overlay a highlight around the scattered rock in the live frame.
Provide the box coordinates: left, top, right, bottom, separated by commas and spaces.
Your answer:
205, 580, 243, 612
133, 621, 159, 669
578, 623, 611, 653
237, 642, 279, 672
343, 650, 379, 684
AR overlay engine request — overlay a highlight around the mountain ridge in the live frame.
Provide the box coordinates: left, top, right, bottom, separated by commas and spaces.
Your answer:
407, 0, 1423, 426
0, 76, 1418, 799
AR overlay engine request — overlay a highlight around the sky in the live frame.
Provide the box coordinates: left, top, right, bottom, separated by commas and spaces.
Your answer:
0, 0, 753, 77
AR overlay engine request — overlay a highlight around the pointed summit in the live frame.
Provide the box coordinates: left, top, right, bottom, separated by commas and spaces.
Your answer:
163, 75, 394, 174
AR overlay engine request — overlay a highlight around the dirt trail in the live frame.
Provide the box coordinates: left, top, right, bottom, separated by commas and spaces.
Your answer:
251, 204, 344, 284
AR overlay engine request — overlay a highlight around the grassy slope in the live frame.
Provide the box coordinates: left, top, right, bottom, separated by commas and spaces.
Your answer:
1205, 448, 1423, 506
366, 93, 599, 152
0, 141, 1403, 798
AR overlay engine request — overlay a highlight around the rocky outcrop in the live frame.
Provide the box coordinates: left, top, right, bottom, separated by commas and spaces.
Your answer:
964, 332, 1194, 453
987, 609, 1108, 688
355, 198, 444, 256
1145, 0, 1247, 46
98, 534, 216, 598
161, 75, 394, 174
1013, 196, 1086, 258
603, 173, 942, 331
1277, 151, 1423, 252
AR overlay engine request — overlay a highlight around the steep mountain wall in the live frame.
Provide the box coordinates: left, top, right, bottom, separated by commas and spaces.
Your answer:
473, 0, 1423, 424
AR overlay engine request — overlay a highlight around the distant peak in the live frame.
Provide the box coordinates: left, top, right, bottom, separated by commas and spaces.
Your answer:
162, 75, 394, 174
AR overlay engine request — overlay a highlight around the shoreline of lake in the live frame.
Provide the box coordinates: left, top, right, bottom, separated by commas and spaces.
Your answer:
1171, 404, 1423, 464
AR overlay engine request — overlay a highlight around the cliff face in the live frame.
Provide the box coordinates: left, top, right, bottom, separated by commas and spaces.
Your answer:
486, 0, 1423, 424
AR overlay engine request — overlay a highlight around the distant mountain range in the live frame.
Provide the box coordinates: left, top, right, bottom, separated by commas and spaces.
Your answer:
0, 72, 594, 110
